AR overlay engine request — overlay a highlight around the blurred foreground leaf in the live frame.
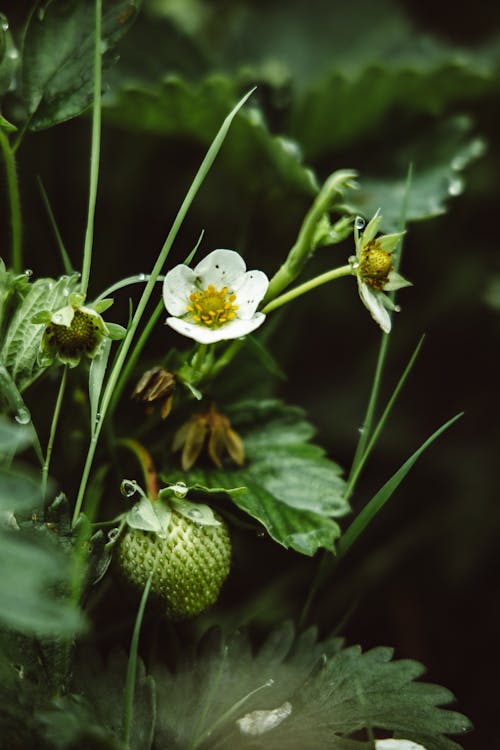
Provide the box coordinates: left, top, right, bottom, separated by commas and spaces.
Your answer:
151, 622, 470, 750
0, 423, 84, 636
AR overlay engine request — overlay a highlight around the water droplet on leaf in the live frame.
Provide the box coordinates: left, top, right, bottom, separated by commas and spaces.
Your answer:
24, 269, 33, 277
354, 216, 365, 230
120, 479, 138, 498
448, 176, 464, 196
15, 407, 31, 425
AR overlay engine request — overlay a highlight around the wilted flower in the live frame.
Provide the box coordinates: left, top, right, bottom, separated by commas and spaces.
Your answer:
33, 293, 125, 367
173, 402, 244, 471
132, 366, 176, 419
351, 212, 411, 333
163, 249, 269, 344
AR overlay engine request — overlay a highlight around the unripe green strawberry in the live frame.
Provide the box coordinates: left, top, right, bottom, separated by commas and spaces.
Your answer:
118, 509, 231, 620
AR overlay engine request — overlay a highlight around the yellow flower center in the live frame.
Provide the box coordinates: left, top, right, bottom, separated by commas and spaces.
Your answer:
46, 309, 101, 357
187, 285, 238, 328
359, 241, 393, 290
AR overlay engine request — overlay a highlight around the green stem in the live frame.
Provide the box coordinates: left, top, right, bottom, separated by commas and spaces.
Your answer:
37, 177, 73, 274
344, 336, 424, 502
72, 90, 255, 526
41, 366, 68, 499
347, 333, 389, 485
207, 264, 353, 383
80, 0, 102, 297
108, 299, 164, 417
261, 264, 353, 314
263, 170, 356, 303
123, 568, 154, 748
0, 129, 22, 274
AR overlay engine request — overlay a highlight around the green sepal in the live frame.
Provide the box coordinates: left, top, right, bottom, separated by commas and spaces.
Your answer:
377, 231, 405, 253
93, 297, 114, 314
105, 322, 127, 340
361, 209, 382, 244
169, 497, 222, 527
126, 496, 172, 538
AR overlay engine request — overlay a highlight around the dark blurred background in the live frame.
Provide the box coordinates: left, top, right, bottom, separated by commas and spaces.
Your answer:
3, 0, 500, 747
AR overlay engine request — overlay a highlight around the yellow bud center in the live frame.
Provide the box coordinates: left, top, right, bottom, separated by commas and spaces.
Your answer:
359, 241, 393, 290
187, 285, 238, 328
46, 309, 101, 358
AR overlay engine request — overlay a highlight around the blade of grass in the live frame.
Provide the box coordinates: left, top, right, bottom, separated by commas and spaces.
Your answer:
80, 0, 102, 297
105, 230, 205, 414
73, 89, 256, 526
338, 412, 463, 560
344, 334, 425, 501
300, 412, 462, 629
37, 177, 73, 274
123, 568, 154, 748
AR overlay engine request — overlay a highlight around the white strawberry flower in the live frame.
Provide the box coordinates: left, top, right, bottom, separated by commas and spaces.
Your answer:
163, 249, 269, 344
351, 211, 411, 334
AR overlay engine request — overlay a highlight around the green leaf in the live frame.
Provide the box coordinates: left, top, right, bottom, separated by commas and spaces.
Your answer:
0, 529, 83, 636
166, 400, 349, 556
20, 0, 139, 131
103, 76, 318, 197
0, 14, 19, 99
1, 274, 79, 391
151, 622, 470, 750
0, 484, 84, 636
0, 416, 31, 455
339, 118, 486, 232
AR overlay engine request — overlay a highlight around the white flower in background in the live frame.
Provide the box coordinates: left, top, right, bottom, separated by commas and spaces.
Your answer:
163, 249, 269, 344
375, 740, 427, 750
351, 211, 411, 334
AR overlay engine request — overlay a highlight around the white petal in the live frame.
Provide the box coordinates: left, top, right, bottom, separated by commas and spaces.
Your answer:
163, 264, 196, 316
375, 740, 428, 750
358, 281, 391, 333
193, 249, 246, 290
232, 270, 269, 317
51, 305, 75, 327
166, 313, 266, 344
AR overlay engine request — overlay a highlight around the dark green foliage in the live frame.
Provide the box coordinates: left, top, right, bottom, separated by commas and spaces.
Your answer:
20, 0, 140, 130
165, 400, 349, 555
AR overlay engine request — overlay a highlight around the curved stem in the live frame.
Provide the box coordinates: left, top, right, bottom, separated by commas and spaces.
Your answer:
263, 170, 357, 303
118, 438, 159, 500
80, 0, 102, 297
261, 264, 353, 314
41, 365, 68, 499
0, 129, 23, 274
